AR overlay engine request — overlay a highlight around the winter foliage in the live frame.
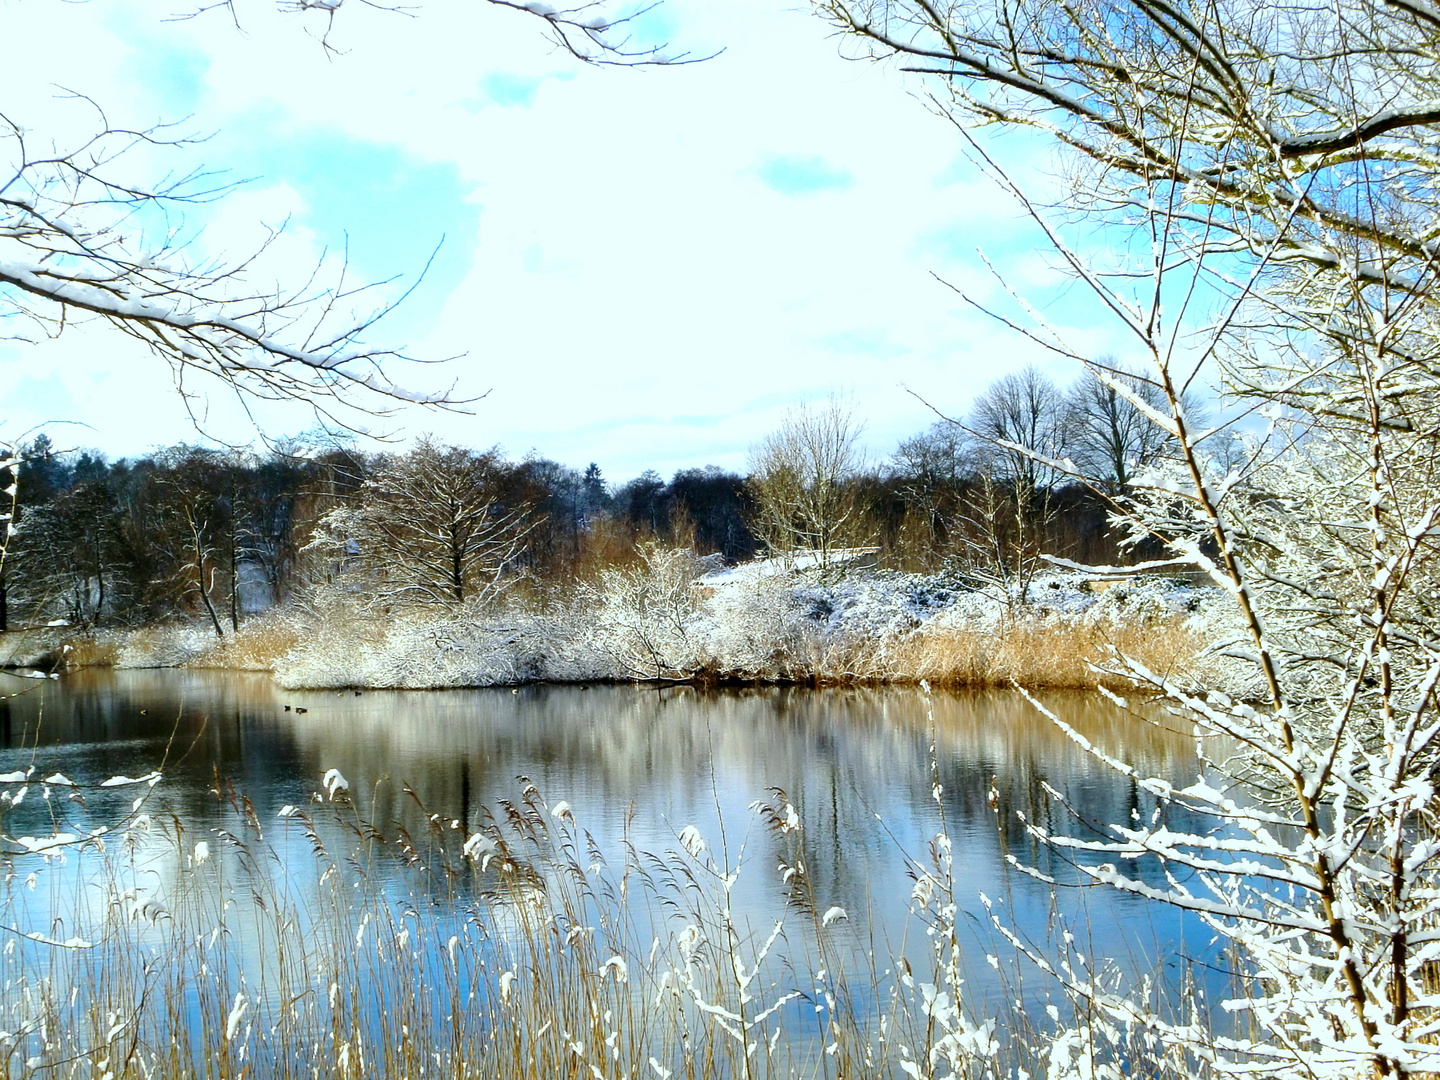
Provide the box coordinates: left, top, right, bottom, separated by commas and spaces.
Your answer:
11, 0, 1440, 1070
804, 0, 1440, 1068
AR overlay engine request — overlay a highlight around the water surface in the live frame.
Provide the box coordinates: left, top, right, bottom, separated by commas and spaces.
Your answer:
0, 671, 1218, 1018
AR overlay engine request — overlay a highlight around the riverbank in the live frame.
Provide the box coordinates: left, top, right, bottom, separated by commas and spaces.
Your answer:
5, 563, 1225, 692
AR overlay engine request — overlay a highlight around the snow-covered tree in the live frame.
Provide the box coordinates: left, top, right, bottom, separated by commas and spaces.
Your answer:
748, 396, 868, 571
310, 439, 538, 609
7, 478, 125, 626
817, 0, 1440, 1072
0, 441, 18, 634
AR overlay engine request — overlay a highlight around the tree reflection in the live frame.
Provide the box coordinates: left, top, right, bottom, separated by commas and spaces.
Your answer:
2, 673, 1211, 1015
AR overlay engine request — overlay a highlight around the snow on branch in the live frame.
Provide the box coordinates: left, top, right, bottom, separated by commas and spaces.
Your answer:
0, 106, 458, 427
485, 0, 713, 66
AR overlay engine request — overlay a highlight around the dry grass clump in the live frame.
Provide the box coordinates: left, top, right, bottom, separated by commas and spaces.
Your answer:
192, 611, 303, 671
815, 615, 1205, 690
57, 634, 120, 668
58, 613, 304, 672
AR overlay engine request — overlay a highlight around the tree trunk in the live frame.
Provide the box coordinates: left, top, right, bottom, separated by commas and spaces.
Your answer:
192, 524, 224, 639
94, 536, 105, 621
230, 538, 240, 632
451, 523, 464, 604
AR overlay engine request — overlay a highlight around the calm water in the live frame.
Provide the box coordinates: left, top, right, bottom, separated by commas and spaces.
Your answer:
0, 670, 1221, 1019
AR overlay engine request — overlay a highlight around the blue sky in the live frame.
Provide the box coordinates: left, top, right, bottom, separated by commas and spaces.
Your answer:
0, 0, 1136, 481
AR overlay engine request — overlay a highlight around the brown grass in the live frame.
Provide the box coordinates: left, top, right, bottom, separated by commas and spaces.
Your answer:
60, 634, 120, 668
193, 612, 303, 671
814, 615, 1206, 690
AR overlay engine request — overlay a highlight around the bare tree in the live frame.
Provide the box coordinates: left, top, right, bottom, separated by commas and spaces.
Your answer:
959, 367, 1070, 596
1, 3, 696, 429
968, 365, 1067, 491
151, 448, 232, 638
310, 438, 538, 609
748, 396, 868, 572
817, 0, 1440, 1073
892, 421, 973, 491
1065, 358, 1189, 489
884, 421, 976, 568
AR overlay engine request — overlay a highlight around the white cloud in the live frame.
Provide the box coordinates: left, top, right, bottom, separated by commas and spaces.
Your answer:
1, 0, 1120, 478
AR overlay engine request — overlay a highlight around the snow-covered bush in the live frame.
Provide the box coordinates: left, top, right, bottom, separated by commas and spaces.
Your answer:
114, 621, 216, 669
578, 541, 707, 679
699, 567, 820, 679
272, 592, 606, 689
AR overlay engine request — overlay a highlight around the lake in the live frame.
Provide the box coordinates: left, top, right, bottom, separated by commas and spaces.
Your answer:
0, 671, 1222, 1074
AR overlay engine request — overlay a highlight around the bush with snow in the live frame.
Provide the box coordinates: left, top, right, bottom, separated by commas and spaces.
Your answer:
114, 622, 216, 669
82, 551, 1223, 691
272, 595, 607, 690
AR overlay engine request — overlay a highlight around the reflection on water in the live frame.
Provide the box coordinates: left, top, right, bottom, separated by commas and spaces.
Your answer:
0, 671, 1216, 1013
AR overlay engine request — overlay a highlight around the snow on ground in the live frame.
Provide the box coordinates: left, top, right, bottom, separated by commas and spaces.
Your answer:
700, 557, 1216, 640
694, 547, 878, 587
84, 554, 1227, 689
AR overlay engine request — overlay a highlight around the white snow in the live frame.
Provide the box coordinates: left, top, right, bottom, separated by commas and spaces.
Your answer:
257, 560, 1223, 689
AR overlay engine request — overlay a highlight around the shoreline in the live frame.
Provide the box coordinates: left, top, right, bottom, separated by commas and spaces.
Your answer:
3, 609, 1211, 694
3, 566, 1225, 694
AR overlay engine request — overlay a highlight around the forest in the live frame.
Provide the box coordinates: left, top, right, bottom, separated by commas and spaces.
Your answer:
0, 363, 1195, 634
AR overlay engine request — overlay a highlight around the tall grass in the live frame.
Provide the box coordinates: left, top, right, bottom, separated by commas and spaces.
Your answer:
861, 615, 1205, 690
0, 753, 1205, 1079
194, 611, 304, 671
672, 613, 1204, 691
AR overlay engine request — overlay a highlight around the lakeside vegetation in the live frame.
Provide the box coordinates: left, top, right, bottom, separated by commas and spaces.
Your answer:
3, 573, 1213, 691
0, 372, 1223, 692
0, 686, 1201, 1080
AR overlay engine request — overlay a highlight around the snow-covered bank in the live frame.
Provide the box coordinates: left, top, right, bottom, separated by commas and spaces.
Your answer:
0, 625, 71, 669
70, 553, 1229, 692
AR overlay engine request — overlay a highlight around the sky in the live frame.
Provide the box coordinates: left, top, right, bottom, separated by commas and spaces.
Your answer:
0, 0, 1130, 483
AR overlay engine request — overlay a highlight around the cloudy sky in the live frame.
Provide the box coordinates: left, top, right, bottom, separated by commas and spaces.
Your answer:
1, 0, 1124, 482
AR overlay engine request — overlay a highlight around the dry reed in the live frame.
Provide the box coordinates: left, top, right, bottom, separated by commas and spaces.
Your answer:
193, 612, 303, 671
54, 635, 120, 668
752, 615, 1206, 691
0, 755, 1213, 1079
889, 615, 1204, 690
0, 781, 887, 1079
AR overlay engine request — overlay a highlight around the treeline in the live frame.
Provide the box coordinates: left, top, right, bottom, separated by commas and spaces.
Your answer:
1, 363, 1211, 632
0, 434, 761, 632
